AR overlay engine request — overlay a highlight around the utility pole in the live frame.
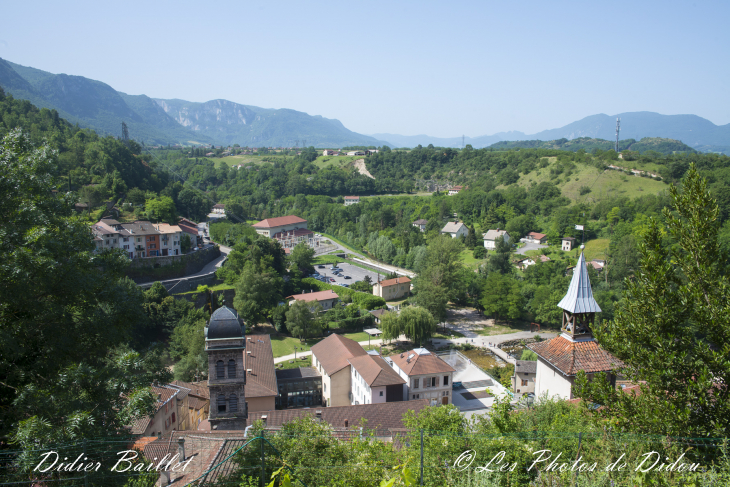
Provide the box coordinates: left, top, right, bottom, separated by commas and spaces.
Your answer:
615, 118, 620, 153
121, 121, 130, 146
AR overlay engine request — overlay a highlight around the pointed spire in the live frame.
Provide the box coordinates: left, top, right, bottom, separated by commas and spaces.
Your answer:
557, 252, 601, 314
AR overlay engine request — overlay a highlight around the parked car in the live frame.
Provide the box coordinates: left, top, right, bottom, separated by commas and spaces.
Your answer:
341, 284, 349, 288
329, 278, 336, 283
344, 275, 351, 279
318, 265, 325, 269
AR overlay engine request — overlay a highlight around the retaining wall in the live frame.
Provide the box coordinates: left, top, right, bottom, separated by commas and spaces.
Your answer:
127, 246, 221, 283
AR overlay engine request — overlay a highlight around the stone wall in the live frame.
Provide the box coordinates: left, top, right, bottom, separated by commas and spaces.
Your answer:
127, 245, 221, 283
173, 288, 236, 309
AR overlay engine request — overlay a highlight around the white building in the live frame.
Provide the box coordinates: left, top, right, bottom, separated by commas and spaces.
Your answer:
311, 334, 367, 407
440, 221, 468, 239
528, 250, 622, 400
412, 219, 428, 232
387, 348, 455, 406
252, 216, 314, 249
483, 229, 510, 249
372, 276, 411, 301
348, 351, 406, 405
344, 196, 360, 206
448, 185, 463, 196
288, 290, 340, 311
155, 223, 183, 256
562, 237, 576, 251
212, 204, 226, 215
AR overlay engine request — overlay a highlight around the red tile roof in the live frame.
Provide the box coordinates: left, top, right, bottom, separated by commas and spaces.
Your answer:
252, 215, 307, 228
377, 276, 411, 288
528, 336, 623, 376
527, 232, 546, 239
344, 196, 360, 199
170, 380, 209, 399
311, 334, 368, 376
348, 354, 406, 387
388, 350, 455, 376
244, 335, 278, 398
288, 290, 339, 303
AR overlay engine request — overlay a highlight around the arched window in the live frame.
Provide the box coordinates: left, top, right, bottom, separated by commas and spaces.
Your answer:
217, 394, 227, 413
216, 360, 225, 379
229, 394, 238, 413
228, 359, 236, 378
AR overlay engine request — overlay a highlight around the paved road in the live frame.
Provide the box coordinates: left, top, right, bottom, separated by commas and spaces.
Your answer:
320, 236, 415, 278
516, 241, 548, 255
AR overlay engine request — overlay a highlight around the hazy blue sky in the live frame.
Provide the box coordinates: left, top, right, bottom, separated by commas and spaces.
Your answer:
2, 0, 728, 137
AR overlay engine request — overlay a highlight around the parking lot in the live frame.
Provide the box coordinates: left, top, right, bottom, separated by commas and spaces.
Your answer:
312, 262, 382, 287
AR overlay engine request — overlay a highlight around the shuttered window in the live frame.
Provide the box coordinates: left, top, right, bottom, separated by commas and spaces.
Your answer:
216, 361, 225, 379
229, 394, 238, 413
217, 394, 226, 413
228, 359, 236, 378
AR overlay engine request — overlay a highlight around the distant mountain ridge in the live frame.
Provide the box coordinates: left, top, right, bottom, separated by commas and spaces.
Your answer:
0, 58, 388, 147
375, 112, 730, 154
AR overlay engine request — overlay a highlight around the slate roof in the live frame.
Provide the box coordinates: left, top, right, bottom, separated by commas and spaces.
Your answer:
557, 252, 602, 313
441, 221, 466, 234
348, 355, 406, 387
252, 215, 307, 228
376, 276, 411, 288
206, 306, 243, 340
120, 221, 161, 236
311, 334, 368, 376
515, 360, 537, 374
388, 349, 455, 376
275, 367, 322, 381
528, 336, 623, 376
244, 335, 278, 398
483, 229, 509, 241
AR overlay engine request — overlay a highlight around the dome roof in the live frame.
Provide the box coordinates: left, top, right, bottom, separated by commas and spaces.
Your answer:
206, 306, 244, 339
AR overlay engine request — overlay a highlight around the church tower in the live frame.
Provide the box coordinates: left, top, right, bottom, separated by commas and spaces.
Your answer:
528, 246, 621, 400
206, 306, 247, 430
556, 250, 602, 340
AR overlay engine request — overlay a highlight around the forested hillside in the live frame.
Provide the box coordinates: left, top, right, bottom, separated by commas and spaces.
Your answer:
489, 136, 696, 154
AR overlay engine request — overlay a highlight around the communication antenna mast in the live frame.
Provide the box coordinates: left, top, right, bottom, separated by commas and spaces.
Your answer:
462, 135, 465, 149
121, 122, 130, 146
615, 118, 620, 153
303, 139, 307, 148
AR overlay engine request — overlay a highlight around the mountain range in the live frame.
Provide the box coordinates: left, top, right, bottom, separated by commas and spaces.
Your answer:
0, 58, 388, 148
1, 57, 729, 154
373, 112, 730, 154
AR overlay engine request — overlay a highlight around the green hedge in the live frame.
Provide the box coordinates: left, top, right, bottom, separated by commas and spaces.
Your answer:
302, 278, 386, 310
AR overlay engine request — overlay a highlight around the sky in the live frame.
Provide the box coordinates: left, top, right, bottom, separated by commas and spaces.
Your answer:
2, 0, 729, 137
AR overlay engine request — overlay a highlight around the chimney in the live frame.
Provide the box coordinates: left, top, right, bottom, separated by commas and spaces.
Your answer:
177, 437, 185, 461
159, 469, 171, 486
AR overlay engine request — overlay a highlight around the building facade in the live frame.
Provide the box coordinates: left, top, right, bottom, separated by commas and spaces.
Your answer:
387, 349, 455, 406
372, 276, 411, 301
288, 290, 340, 310
511, 360, 537, 395
348, 351, 405, 405
561, 237, 576, 251
412, 219, 428, 232
344, 196, 360, 206
440, 221, 468, 238
311, 334, 368, 407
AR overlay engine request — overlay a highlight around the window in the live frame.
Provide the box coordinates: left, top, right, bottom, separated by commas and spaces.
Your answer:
522, 379, 528, 386
412, 378, 419, 389
228, 359, 236, 378
217, 394, 226, 413
229, 394, 238, 412
216, 360, 225, 379
323, 383, 326, 392
443, 376, 449, 386
431, 377, 437, 387
379, 391, 383, 397
171, 412, 176, 423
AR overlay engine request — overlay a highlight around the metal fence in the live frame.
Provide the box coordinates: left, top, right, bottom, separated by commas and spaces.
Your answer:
2, 430, 728, 487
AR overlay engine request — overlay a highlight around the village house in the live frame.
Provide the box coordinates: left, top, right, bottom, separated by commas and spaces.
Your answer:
130, 384, 190, 437
372, 276, 411, 301
348, 350, 406, 405
346, 150, 365, 156
525, 232, 548, 244
515, 257, 536, 271
483, 229, 510, 249
170, 380, 209, 430
212, 203, 226, 215
441, 221, 468, 239
344, 196, 360, 206
92, 219, 163, 258
412, 219, 428, 232
288, 289, 340, 310
528, 250, 622, 400
561, 236, 576, 251
178, 217, 201, 246
369, 308, 388, 324
448, 186, 463, 196
155, 223, 183, 256
322, 149, 341, 156
511, 360, 537, 395
311, 334, 368, 407
387, 348, 455, 405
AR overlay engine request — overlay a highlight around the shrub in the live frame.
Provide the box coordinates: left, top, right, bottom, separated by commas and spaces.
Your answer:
473, 246, 486, 259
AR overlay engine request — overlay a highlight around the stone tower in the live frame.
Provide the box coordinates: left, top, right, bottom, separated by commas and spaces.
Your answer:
206, 306, 247, 429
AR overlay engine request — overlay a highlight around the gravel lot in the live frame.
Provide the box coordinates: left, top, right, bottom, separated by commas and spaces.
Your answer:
312, 262, 381, 287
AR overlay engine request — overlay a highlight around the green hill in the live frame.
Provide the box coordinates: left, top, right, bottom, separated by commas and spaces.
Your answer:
489, 137, 696, 154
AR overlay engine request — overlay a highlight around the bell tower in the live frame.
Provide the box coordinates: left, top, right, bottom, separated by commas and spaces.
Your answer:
556, 247, 601, 341
205, 306, 247, 430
